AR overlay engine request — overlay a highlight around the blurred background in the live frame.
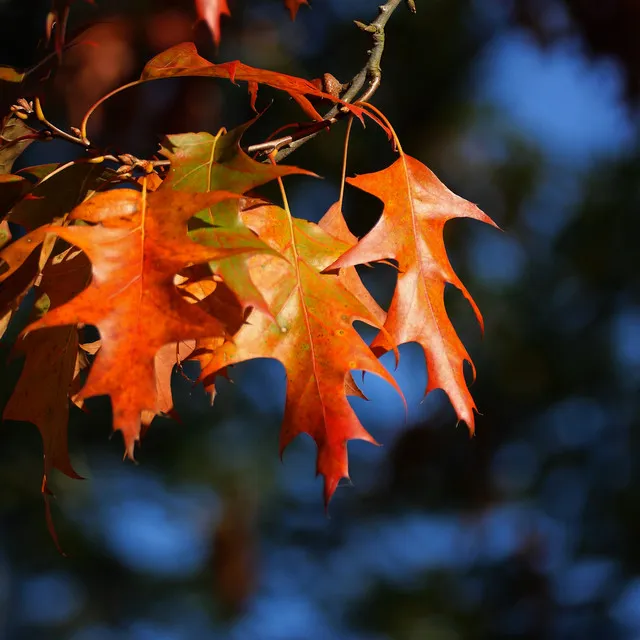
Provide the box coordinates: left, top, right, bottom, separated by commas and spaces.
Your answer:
0, 0, 639, 638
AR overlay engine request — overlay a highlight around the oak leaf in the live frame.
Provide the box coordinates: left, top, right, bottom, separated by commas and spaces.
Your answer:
3, 250, 91, 485
199, 202, 402, 504
330, 154, 497, 433
23, 185, 270, 457
140, 42, 362, 122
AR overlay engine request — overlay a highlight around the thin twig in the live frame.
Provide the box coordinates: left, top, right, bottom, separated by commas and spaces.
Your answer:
5, 98, 170, 179
34, 97, 89, 147
272, 0, 407, 162
246, 119, 334, 155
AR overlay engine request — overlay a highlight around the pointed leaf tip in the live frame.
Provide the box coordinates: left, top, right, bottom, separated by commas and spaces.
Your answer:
284, 0, 310, 20
195, 0, 231, 45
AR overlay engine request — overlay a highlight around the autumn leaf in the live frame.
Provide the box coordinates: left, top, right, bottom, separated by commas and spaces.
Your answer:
330, 154, 497, 433
161, 121, 314, 315
137, 42, 363, 122
284, 0, 310, 20
194, 0, 231, 45
4, 250, 91, 485
23, 185, 272, 457
199, 202, 402, 504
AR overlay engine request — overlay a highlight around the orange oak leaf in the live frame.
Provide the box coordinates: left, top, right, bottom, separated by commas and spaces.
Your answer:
330, 154, 497, 433
139, 42, 363, 122
194, 0, 231, 45
284, 0, 309, 20
161, 122, 314, 315
199, 202, 402, 504
22, 185, 271, 457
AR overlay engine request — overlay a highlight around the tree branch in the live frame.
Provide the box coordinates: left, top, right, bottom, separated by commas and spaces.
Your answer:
265, 0, 411, 162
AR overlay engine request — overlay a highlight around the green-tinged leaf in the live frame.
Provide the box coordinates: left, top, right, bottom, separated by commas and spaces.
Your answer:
161, 121, 314, 315
331, 154, 497, 433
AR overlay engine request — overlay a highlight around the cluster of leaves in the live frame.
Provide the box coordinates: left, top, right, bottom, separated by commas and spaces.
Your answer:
0, 1, 495, 532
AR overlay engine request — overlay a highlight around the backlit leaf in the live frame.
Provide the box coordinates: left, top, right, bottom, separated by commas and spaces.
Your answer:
331, 153, 497, 432
194, 0, 230, 45
140, 42, 363, 122
200, 202, 402, 504
284, 0, 310, 20
23, 185, 271, 456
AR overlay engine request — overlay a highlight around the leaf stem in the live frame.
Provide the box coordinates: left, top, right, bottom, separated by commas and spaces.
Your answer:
79, 80, 140, 144
270, 152, 293, 217
357, 101, 404, 155
34, 97, 89, 147
338, 117, 354, 209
